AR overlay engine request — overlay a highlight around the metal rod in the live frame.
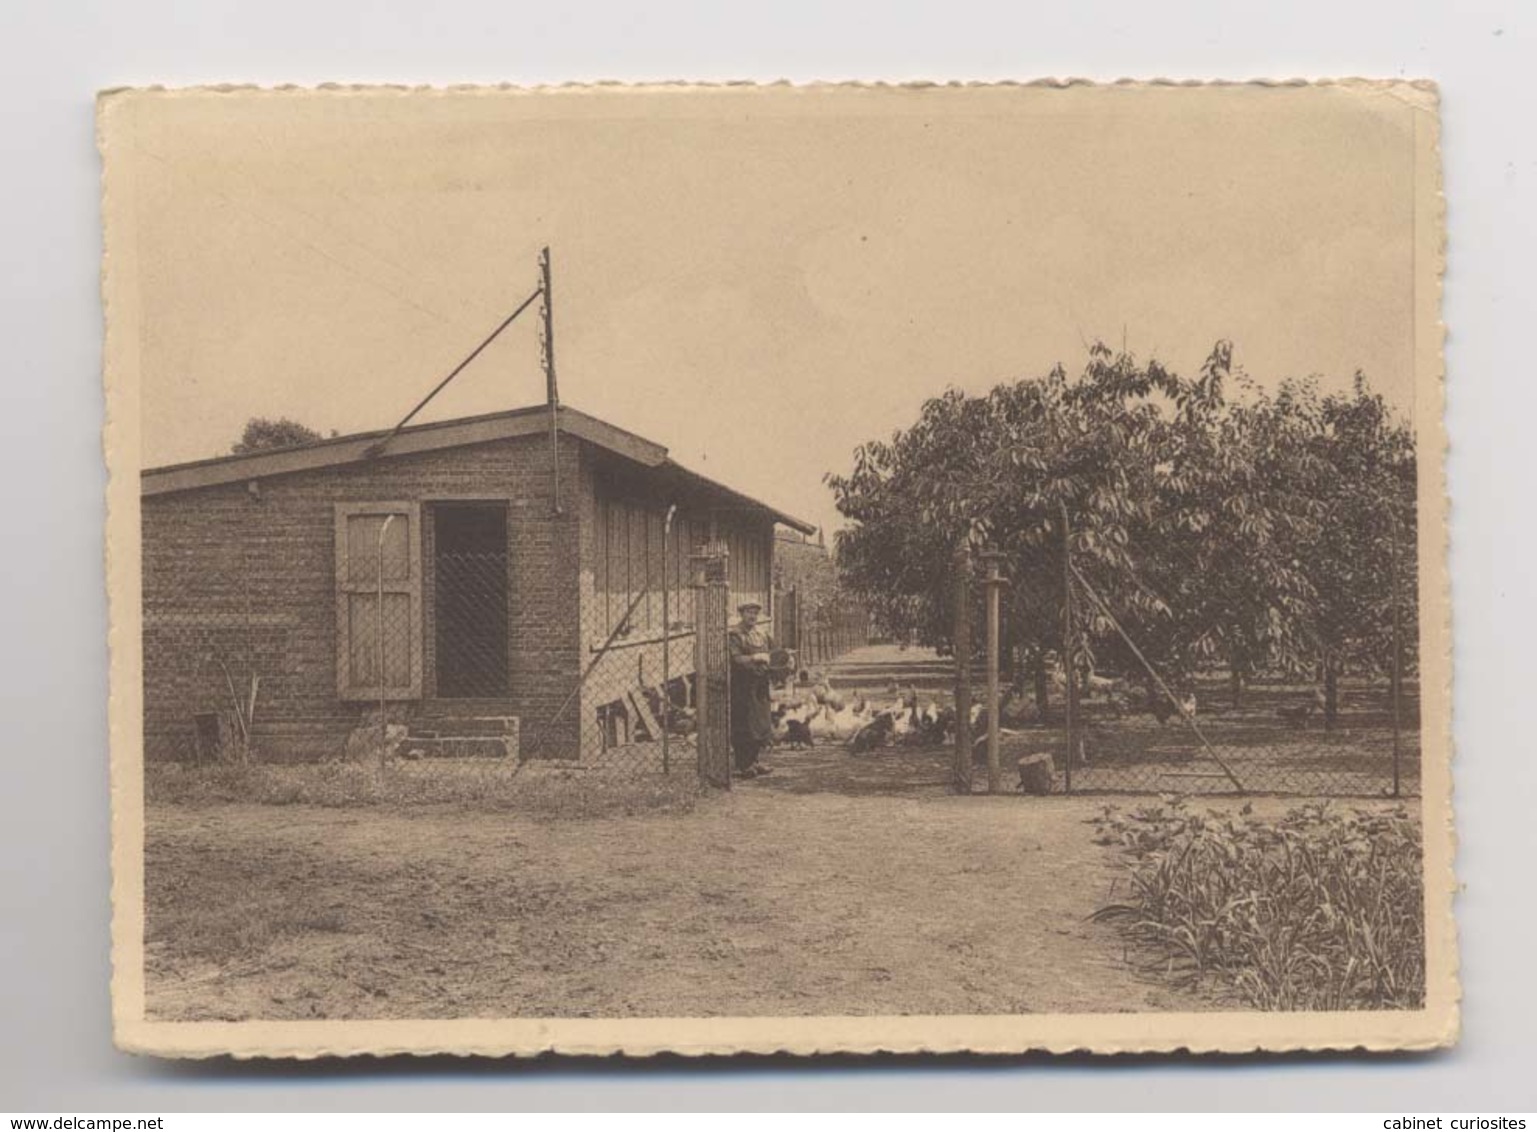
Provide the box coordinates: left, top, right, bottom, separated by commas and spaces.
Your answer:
526, 586, 651, 760
981, 551, 1006, 794
364, 290, 543, 460
1071, 562, 1247, 793
540, 246, 562, 515
952, 543, 973, 794
662, 504, 676, 775
1061, 502, 1075, 794
1389, 509, 1402, 798
377, 514, 396, 766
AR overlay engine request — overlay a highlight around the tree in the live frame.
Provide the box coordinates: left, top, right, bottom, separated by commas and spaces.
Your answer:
1296, 373, 1418, 726
231, 417, 327, 454
829, 343, 1216, 704
826, 344, 1416, 724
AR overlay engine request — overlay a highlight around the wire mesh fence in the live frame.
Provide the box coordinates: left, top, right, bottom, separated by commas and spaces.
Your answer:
143, 502, 749, 788
770, 586, 870, 671
431, 550, 508, 699
951, 514, 1420, 798
144, 582, 286, 767
515, 588, 703, 779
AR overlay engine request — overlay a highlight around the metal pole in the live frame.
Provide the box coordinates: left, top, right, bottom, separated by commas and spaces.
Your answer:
662, 504, 676, 775
981, 551, 1007, 794
364, 289, 542, 460
540, 246, 562, 516
952, 543, 973, 794
377, 514, 396, 766
1072, 561, 1248, 793
1389, 510, 1402, 798
1060, 503, 1075, 794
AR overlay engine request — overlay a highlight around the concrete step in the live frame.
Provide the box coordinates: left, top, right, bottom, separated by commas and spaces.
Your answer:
397, 735, 511, 760
417, 698, 520, 718
824, 661, 954, 675
408, 716, 518, 739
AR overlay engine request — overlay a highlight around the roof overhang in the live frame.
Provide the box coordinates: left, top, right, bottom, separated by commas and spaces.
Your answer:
654, 459, 817, 535
140, 403, 817, 534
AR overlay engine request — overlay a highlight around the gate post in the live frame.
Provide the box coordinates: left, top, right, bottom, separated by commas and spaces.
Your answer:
692, 546, 732, 788
952, 543, 973, 794
1061, 502, 1077, 793
980, 550, 1009, 794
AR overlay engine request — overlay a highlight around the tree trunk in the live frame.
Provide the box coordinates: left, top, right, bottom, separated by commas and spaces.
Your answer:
1230, 668, 1244, 709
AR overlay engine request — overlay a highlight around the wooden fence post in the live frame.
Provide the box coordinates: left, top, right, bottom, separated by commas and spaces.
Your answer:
952, 543, 973, 794
980, 550, 1008, 794
1389, 509, 1403, 799
692, 547, 732, 788
1061, 503, 1077, 793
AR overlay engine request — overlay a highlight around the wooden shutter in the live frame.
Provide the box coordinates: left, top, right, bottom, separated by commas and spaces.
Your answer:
335, 502, 423, 701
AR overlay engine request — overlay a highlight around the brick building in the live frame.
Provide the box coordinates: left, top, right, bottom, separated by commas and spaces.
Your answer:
140, 404, 814, 763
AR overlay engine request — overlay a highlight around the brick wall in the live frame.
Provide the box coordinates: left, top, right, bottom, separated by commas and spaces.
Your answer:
141, 435, 583, 761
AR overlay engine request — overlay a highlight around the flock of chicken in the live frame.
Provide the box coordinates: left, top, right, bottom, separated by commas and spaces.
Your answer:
656, 656, 1339, 756
770, 677, 954, 754
768, 669, 1204, 757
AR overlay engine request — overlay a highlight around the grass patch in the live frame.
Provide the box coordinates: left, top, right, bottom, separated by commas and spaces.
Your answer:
145, 759, 703, 819
144, 844, 352, 965
1090, 798, 1424, 1011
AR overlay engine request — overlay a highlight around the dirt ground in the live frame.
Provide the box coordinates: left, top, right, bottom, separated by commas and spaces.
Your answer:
144, 772, 1275, 1022
145, 642, 1418, 1020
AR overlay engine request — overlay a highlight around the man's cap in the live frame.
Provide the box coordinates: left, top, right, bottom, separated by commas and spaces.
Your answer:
737, 601, 763, 613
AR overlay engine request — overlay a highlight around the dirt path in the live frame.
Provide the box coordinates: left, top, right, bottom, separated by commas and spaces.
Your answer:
146, 788, 1215, 1021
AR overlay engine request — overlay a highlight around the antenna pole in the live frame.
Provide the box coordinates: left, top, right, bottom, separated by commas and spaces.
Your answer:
540, 246, 562, 515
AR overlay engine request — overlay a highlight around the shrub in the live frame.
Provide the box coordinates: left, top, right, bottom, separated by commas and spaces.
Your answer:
1090, 797, 1424, 1011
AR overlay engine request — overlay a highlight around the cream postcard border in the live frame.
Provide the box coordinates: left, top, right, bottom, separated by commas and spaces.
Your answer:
101, 80, 1455, 1058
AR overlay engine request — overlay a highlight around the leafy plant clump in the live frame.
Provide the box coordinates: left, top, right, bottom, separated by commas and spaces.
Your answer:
1090, 797, 1424, 1011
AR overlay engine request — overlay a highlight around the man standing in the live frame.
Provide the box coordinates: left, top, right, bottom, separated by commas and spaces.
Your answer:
728, 601, 775, 778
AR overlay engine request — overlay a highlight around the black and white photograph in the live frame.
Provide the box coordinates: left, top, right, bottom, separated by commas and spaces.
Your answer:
99, 81, 1452, 1058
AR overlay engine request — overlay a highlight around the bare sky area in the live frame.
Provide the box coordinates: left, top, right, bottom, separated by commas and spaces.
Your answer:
124, 84, 1419, 535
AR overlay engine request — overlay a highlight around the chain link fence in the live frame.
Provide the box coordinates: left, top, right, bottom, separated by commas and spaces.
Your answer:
951, 526, 1419, 799
516, 573, 703, 779
771, 586, 871, 671
145, 497, 767, 791
140, 523, 278, 765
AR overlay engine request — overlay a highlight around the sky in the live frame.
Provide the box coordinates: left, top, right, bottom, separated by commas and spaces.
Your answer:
119, 84, 1422, 536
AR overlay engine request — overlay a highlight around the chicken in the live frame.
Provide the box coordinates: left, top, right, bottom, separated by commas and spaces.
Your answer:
812, 676, 848, 712
1277, 689, 1327, 730
848, 711, 896, 754
809, 702, 870, 742
772, 699, 820, 745
782, 717, 815, 748
1146, 691, 1197, 726
1276, 702, 1314, 729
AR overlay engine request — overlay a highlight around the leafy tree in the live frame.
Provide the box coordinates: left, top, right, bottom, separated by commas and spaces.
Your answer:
231, 417, 327, 454
1297, 374, 1418, 725
827, 344, 1416, 727
830, 343, 1210, 706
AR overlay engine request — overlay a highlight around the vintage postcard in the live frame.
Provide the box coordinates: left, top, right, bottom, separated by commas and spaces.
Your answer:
101, 81, 1453, 1058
